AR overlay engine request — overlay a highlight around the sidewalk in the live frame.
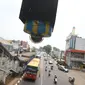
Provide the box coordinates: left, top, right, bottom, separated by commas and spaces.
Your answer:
67, 70, 85, 85
6, 77, 20, 85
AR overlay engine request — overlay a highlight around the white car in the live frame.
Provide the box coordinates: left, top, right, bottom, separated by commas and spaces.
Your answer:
58, 65, 69, 72
49, 61, 53, 64
63, 67, 69, 72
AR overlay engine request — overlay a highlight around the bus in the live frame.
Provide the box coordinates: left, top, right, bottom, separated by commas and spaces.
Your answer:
23, 58, 40, 80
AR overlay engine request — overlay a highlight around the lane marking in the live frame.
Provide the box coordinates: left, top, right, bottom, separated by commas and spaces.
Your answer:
17, 80, 20, 84
15, 75, 24, 85
20, 78, 22, 81
40, 56, 44, 85
15, 84, 18, 85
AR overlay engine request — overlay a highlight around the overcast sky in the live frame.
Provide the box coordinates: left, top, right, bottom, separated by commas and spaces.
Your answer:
0, 0, 85, 50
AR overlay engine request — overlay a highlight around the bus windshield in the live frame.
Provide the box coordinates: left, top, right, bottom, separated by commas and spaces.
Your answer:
25, 66, 38, 73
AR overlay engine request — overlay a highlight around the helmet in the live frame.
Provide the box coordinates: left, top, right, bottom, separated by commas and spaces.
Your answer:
30, 34, 43, 43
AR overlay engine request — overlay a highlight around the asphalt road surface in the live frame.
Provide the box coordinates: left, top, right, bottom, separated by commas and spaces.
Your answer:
20, 56, 71, 85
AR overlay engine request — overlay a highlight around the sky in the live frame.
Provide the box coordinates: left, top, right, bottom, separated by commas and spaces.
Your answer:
0, 0, 85, 50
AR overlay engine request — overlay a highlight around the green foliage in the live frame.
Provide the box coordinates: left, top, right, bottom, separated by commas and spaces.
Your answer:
43, 45, 52, 54
31, 47, 36, 52
53, 47, 60, 51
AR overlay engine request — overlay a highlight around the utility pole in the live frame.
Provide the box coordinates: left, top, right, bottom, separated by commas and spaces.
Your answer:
60, 51, 62, 61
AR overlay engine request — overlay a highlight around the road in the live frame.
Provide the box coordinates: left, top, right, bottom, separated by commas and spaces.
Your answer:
19, 56, 71, 85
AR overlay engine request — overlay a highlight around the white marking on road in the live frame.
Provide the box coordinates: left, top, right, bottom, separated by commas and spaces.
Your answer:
20, 78, 22, 81
15, 84, 18, 85
21, 76, 23, 78
40, 56, 44, 85
41, 75, 43, 85
17, 80, 20, 83
15, 74, 24, 85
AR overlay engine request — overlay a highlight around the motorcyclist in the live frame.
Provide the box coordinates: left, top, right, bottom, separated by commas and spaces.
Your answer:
72, 77, 75, 83
73, 77, 75, 81
45, 66, 47, 71
51, 65, 53, 70
54, 75, 57, 78
48, 70, 51, 76
49, 70, 51, 72
69, 77, 75, 84
54, 74, 57, 83
45, 61, 47, 64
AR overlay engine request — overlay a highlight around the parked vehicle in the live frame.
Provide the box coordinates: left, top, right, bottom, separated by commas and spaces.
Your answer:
58, 65, 69, 72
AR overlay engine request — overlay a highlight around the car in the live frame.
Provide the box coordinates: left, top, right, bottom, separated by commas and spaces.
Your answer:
58, 65, 69, 72
63, 67, 69, 72
49, 60, 53, 64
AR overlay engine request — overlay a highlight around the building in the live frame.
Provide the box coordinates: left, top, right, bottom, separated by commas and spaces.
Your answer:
60, 50, 65, 59
65, 27, 85, 68
0, 42, 23, 84
20, 41, 29, 51
0, 37, 30, 53
7, 40, 30, 53
11, 40, 21, 50
0, 37, 13, 52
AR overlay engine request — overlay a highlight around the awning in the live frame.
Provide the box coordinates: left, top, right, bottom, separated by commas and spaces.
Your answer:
66, 49, 85, 53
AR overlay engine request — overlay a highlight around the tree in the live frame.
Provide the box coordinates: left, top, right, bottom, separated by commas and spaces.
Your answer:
53, 47, 60, 59
31, 47, 36, 52
43, 45, 52, 54
53, 47, 59, 51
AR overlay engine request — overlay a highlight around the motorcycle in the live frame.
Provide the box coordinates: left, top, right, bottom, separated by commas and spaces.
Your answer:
48, 70, 51, 76
48, 73, 50, 76
48, 71, 51, 76
68, 77, 75, 85
51, 66, 53, 70
45, 66, 47, 71
45, 68, 47, 71
54, 78, 57, 84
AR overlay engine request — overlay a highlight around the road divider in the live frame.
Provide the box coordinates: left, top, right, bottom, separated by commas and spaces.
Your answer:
15, 74, 24, 85
40, 56, 44, 85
